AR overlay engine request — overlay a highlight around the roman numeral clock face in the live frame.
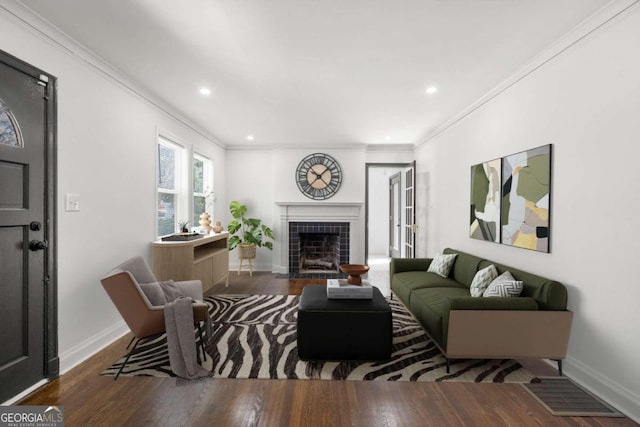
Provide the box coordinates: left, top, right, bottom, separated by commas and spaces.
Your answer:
295, 153, 342, 200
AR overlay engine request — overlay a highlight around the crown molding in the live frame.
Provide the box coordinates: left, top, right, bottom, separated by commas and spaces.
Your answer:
226, 143, 368, 151
416, 0, 639, 149
1, 0, 226, 149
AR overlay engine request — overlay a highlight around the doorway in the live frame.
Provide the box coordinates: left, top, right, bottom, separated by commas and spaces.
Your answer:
365, 162, 416, 296
0, 50, 58, 403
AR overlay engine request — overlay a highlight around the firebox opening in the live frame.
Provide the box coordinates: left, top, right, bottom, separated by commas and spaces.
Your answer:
298, 232, 339, 273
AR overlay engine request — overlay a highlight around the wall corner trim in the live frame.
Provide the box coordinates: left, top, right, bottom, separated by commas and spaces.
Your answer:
415, 0, 639, 149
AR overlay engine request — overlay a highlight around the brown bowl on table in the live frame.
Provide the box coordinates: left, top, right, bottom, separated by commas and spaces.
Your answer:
339, 264, 370, 285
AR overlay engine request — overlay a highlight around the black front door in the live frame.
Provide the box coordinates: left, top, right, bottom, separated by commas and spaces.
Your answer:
0, 51, 57, 402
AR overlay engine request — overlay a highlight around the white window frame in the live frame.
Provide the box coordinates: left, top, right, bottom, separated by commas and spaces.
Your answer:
156, 135, 187, 237
193, 152, 214, 227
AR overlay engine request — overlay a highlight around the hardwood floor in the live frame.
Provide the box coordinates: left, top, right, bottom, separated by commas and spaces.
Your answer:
20, 272, 636, 426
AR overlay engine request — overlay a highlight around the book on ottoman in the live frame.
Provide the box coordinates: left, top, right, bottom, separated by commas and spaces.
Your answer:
327, 279, 373, 299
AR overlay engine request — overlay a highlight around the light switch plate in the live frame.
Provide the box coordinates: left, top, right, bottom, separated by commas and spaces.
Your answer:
65, 193, 80, 212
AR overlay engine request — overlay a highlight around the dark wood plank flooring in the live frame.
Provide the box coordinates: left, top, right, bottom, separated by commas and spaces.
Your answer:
20, 272, 636, 426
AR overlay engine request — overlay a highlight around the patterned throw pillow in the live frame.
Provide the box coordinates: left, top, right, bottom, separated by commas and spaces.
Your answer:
427, 253, 458, 278
483, 271, 524, 298
469, 264, 498, 297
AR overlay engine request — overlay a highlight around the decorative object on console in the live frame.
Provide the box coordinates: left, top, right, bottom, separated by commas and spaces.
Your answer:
212, 220, 223, 233
426, 253, 457, 278
161, 233, 202, 242
199, 212, 211, 234
501, 144, 552, 252
339, 264, 370, 285
295, 153, 342, 200
178, 220, 190, 233
470, 158, 501, 243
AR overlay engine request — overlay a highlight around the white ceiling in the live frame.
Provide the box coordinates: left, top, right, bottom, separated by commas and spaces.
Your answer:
20, 0, 608, 148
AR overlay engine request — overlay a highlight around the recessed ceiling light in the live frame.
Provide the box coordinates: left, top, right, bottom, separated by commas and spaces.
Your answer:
425, 86, 438, 95
385, 136, 391, 141
199, 87, 211, 96
247, 135, 254, 141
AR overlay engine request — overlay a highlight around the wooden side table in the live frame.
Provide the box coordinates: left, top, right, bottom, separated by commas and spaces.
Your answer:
152, 232, 230, 291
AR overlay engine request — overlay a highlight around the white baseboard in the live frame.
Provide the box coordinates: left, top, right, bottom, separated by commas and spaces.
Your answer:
562, 356, 640, 423
58, 321, 129, 375
1, 322, 128, 404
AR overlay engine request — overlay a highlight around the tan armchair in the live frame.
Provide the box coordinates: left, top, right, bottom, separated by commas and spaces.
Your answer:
100, 256, 209, 379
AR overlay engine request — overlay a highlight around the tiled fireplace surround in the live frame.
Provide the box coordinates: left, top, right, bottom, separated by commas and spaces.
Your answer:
274, 202, 363, 274
289, 222, 349, 273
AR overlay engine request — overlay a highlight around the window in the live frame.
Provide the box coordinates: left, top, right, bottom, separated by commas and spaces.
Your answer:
157, 136, 183, 236
156, 135, 215, 237
193, 153, 213, 227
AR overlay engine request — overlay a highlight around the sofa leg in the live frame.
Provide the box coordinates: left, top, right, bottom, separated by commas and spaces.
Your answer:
555, 359, 563, 376
446, 358, 450, 374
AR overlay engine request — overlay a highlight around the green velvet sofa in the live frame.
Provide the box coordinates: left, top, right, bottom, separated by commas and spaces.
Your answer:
390, 248, 573, 374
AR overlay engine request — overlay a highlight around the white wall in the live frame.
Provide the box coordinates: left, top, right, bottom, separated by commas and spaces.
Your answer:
414, 4, 640, 420
1, 4, 226, 374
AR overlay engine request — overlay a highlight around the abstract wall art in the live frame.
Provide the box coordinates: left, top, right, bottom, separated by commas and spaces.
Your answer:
470, 158, 501, 243
501, 144, 552, 253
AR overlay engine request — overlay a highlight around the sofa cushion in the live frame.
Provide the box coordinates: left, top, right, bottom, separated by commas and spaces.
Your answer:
391, 271, 464, 306
427, 253, 457, 278
478, 259, 567, 310
443, 248, 484, 287
469, 264, 498, 297
483, 271, 523, 297
410, 287, 471, 349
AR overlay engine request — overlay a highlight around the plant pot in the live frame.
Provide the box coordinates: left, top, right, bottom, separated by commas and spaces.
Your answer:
238, 243, 257, 259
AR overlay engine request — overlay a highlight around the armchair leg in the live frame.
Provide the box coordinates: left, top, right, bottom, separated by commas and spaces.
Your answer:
555, 359, 563, 376
446, 358, 451, 374
115, 337, 143, 380
125, 335, 136, 349
196, 322, 206, 362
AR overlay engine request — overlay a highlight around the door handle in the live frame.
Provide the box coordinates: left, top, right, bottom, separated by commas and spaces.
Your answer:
29, 240, 48, 251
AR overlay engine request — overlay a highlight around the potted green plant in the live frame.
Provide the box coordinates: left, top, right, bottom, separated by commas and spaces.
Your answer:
178, 220, 190, 233
227, 201, 274, 261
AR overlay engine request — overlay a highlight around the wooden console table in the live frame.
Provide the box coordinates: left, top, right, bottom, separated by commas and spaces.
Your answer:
152, 232, 229, 291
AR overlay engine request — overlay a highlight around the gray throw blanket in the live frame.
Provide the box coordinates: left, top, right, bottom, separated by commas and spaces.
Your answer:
139, 280, 213, 379
164, 297, 213, 379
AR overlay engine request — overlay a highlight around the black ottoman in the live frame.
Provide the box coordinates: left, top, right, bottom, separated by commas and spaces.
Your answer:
297, 285, 392, 361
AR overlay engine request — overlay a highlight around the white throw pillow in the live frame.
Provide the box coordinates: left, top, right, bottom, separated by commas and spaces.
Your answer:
427, 253, 458, 278
470, 264, 498, 297
483, 271, 523, 298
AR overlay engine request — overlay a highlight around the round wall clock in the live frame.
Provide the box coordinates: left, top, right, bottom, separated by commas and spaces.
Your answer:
295, 153, 342, 200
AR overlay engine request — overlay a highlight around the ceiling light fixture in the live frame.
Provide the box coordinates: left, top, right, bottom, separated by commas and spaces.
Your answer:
199, 87, 211, 96
247, 135, 254, 141
425, 86, 438, 95
385, 136, 391, 141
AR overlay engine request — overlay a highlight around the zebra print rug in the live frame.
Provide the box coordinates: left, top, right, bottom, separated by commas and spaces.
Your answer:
102, 294, 537, 382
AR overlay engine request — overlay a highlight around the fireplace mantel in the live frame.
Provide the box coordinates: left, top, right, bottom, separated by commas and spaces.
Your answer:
273, 202, 364, 273
275, 201, 363, 222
